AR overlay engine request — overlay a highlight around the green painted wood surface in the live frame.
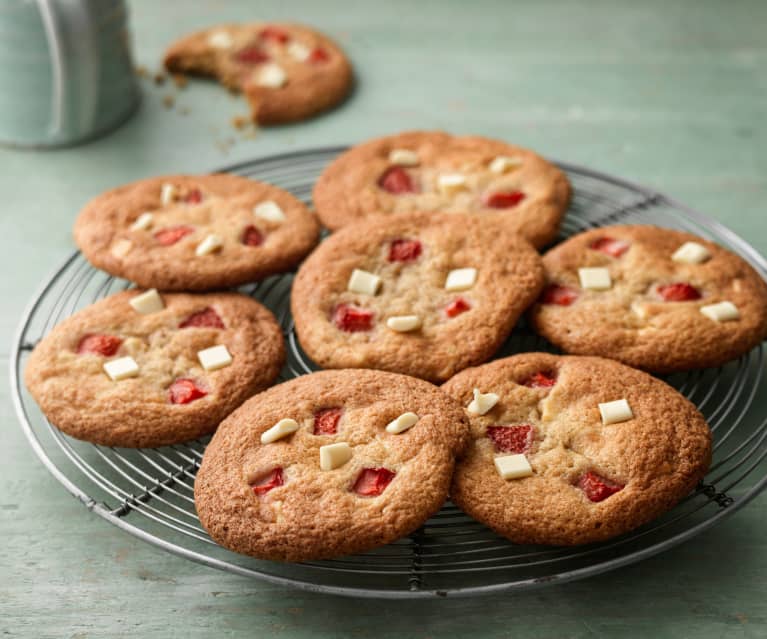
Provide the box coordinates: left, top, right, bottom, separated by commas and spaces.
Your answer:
1, 0, 766, 636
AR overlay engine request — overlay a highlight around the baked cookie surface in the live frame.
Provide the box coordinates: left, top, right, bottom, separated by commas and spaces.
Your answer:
74, 174, 320, 291
312, 131, 571, 248
291, 212, 545, 382
195, 369, 469, 561
529, 225, 767, 372
24, 290, 285, 448
441, 353, 712, 545
164, 22, 353, 124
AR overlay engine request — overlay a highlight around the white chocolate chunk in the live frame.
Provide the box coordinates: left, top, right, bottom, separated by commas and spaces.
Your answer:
160, 183, 177, 206
111, 239, 133, 258
197, 344, 232, 371
256, 63, 287, 88
578, 267, 612, 291
208, 30, 234, 49
253, 200, 286, 223
261, 418, 300, 444
103, 356, 139, 381
130, 212, 153, 231
494, 454, 533, 480
385, 412, 419, 434
672, 241, 711, 264
319, 442, 353, 471
286, 41, 311, 62
195, 234, 223, 257
599, 399, 634, 425
437, 173, 467, 196
348, 269, 382, 296
631, 300, 648, 320
700, 301, 740, 322
386, 315, 421, 332
467, 388, 499, 416
129, 289, 164, 315
489, 155, 523, 174
388, 149, 419, 166
445, 267, 477, 292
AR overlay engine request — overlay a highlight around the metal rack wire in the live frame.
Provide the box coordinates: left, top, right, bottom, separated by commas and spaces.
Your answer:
10, 147, 767, 598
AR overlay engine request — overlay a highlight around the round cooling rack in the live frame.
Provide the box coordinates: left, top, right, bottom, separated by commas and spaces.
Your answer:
11, 147, 767, 598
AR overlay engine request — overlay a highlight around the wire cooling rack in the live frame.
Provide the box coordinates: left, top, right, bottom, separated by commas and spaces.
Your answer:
10, 147, 767, 598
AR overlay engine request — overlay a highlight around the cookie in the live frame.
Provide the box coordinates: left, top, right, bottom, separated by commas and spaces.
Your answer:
312, 131, 571, 248
164, 22, 353, 125
529, 225, 767, 372
291, 212, 545, 382
441, 353, 712, 545
24, 290, 285, 448
74, 174, 320, 291
195, 369, 469, 561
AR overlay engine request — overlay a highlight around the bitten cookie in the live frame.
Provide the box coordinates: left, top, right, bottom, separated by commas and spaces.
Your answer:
529, 225, 767, 372
442, 353, 712, 545
312, 131, 571, 248
74, 174, 320, 291
195, 369, 469, 561
291, 212, 545, 382
164, 22, 353, 124
24, 290, 285, 448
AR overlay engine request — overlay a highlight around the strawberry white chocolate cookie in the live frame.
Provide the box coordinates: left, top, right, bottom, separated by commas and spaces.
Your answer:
163, 22, 353, 124
442, 353, 712, 545
195, 369, 469, 561
312, 131, 571, 248
291, 212, 545, 382
74, 174, 320, 290
24, 290, 285, 448
530, 225, 767, 372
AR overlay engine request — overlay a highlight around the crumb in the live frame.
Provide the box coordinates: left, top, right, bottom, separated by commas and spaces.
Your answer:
162, 95, 175, 109
172, 74, 188, 89
135, 65, 149, 78
154, 72, 166, 86
231, 115, 250, 130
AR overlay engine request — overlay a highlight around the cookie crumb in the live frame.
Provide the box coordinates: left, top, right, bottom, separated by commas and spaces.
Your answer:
172, 74, 188, 89
162, 95, 175, 109
153, 72, 166, 86
135, 65, 149, 78
231, 115, 250, 130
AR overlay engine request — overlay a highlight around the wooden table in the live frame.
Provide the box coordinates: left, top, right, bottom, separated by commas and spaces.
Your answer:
2, 1, 766, 636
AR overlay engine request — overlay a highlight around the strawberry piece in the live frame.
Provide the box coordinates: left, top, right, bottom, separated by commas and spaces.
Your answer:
251, 468, 284, 496
378, 166, 417, 194
353, 468, 396, 497
242, 225, 264, 247
523, 371, 557, 389
154, 225, 193, 246
487, 425, 534, 454
259, 26, 290, 43
540, 284, 578, 306
333, 304, 374, 332
445, 297, 471, 318
578, 471, 624, 502
313, 407, 343, 435
658, 282, 702, 302
179, 307, 225, 329
388, 238, 422, 262
184, 188, 203, 204
77, 334, 122, 356
590, 237, 630, 258
169, 378, 207, 404
485, 191, 526, 209
235, 46, 270, 64
308, 47, 330, 64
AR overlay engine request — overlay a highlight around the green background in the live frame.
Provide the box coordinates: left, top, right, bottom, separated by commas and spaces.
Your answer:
2, 1, 766, 636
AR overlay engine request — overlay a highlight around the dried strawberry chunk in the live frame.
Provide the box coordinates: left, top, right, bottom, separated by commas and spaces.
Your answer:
259, 26, 290, 43
378, 166, 417, 195
485, 191, 526, 209
445, 297, 471, 318
308, 47, 330, 64
235, 45, 270, 64
242, 225, 264, 247
180, 307, 225, 329
169, 378, 207, 404
523, 371, 557, 389
154, 225, 193, 246
590, 237, 630, 258
487, 425, 534, 454
333, 304, 374, 332
657, 282, 702, 302
77, 334, 122, 356
183, 189, 203, 204
540, 284, 578, 306
353, 468, 396, 497
578, 471, 624, 502
251, 468, 284, 496
388, 238, 422, 262
313, 407, 342, 435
